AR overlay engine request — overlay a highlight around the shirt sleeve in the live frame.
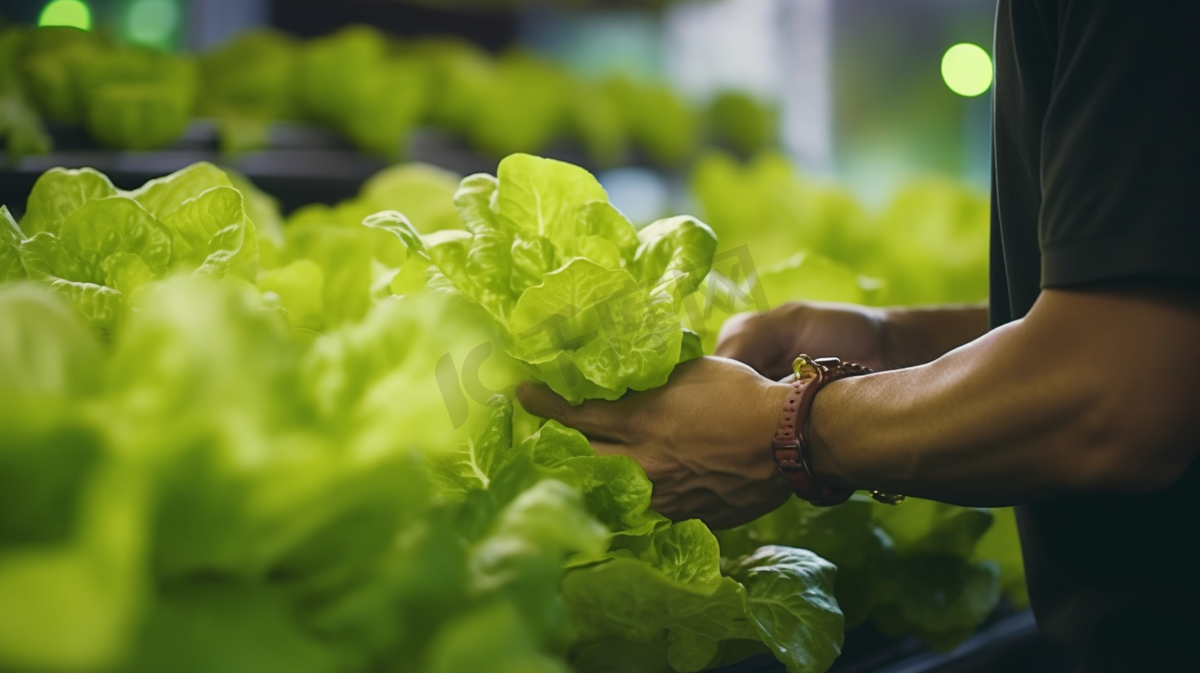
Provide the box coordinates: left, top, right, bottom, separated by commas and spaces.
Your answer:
1038, 1, 1200, 287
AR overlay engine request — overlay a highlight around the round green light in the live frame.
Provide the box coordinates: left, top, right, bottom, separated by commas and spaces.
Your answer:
126, 0, 180, 47
38, 0, 92, 30
941, 43, 993, 97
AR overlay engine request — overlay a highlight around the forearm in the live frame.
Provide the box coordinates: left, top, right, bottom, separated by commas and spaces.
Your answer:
807, 287, 1200, 506
880, 303, 989, 369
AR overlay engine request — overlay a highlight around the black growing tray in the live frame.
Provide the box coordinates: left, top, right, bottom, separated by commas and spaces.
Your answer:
0, 121, 601, 216
2, 122, 452, 216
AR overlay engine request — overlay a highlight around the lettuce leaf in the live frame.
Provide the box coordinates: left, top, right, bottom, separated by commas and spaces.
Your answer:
12, 163, 260, 333
296, 27, 428, 159
466, 53, 569, 158
0, 285, 147, 672
564, 527, 843, 673
82, 47, 197, 151
424, 603, 570, 673
18, 26, 100, 126
707, 91, 780, 157
971, 507, 1028, 608
727, 546, 845, 673
717, 496, 888, 629
603, 76, 700, 167
0, 207, 25, 283
375, 154, 718, 403
198, 30, 300, 154
18, 166, 119, 237
0, 28, 52, 159
750, 252, 868, 309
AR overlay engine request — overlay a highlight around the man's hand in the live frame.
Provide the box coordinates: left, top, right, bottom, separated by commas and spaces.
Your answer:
717, 301, 990, 377
716, 302, 888, 379
516, 357, 794, 529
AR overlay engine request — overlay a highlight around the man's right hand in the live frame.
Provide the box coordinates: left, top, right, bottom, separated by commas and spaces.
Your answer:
715, 302, 889, 380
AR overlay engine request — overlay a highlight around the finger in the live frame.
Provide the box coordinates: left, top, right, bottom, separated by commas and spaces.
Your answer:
515, 381, 630, 443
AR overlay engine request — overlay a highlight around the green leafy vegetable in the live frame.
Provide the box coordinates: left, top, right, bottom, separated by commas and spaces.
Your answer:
83, 47, 197, 151
0, 156, 1023, 673
198, 30, 300, 154
971, 507, 1028, 608
7, 25, 709, 166
750, 252, 868, 310
296, 26, 429, 159
466, 53, 570, 158
18, 26, 100, 126
564, 526, 843, 673
0, 285, 146, 672
0, 27, 52, 159
707, 91, 780, 156
379, 154, 717, 403
0, 207, 25, 283
603, 75, 701, 166
727, 547, 845, 673
11, 163, 259, 333
690, 152, 989, 306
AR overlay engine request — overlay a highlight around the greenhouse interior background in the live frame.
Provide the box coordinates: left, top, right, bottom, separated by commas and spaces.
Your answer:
0, 1, 1086, 673
1, 0, 997, 215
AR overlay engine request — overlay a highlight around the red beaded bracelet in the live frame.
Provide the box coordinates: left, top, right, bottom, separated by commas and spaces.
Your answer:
772, 355, 905, 507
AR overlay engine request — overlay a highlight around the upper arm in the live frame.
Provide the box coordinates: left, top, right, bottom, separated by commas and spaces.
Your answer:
1027, 279, 1200, 491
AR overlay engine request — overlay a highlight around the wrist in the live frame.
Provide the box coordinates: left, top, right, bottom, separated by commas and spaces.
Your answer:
760, 381, 798, 495
808, 375, 906, 505
806, 379, 853, 489
769, 356, 904, 506
770, 356, 861, 506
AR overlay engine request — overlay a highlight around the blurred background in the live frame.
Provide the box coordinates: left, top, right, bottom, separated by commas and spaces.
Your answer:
0, 0, 1001, 308
0, 0, 995, 213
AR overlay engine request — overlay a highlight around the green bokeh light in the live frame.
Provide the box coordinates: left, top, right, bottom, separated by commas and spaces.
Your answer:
38, 0, 92, 30
126, 0, 180, 48
941, 43, 993, 97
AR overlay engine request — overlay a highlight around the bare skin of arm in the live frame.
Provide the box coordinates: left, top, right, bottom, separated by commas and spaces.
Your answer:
714, 301, 990, 377
518, 280, 1200, 528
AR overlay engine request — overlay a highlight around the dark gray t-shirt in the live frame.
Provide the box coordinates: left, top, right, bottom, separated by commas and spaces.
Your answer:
990, 1, 1199, 670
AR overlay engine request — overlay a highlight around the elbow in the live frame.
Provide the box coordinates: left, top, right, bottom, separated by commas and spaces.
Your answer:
1070, 386, 1198, 495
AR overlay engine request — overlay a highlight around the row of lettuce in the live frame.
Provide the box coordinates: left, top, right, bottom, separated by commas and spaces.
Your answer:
0, 24, 778, 165
0, 152, 1017, 673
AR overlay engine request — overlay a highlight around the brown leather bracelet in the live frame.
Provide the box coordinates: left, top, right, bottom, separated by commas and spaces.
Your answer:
772, 355, 905, 506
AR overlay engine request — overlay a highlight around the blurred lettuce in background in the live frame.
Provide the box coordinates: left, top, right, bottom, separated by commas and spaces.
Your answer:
81, 46, 197, 150
0, 23, 728, 167
690, 150, 989, 309
197, 29, 301, 154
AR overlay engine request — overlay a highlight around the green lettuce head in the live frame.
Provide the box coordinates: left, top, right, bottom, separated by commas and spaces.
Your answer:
0, 285, 147, 672
19, 26, 101, 126
371, 154, 718, 403
296, 26, 429, 159
11, 163, 259, 334
82, 47, 197, 151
